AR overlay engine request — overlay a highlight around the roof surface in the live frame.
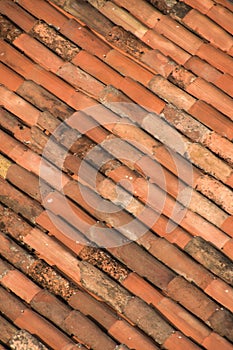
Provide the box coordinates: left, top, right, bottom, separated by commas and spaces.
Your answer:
0, 0, 233, 349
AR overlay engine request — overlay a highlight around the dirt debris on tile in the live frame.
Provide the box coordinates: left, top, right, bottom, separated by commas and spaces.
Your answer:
0, 0, 233, 349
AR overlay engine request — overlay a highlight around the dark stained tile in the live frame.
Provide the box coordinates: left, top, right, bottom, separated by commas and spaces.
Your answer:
184, 236, 233, 285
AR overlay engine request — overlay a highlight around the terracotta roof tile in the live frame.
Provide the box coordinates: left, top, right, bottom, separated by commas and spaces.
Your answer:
214, 0, 233, 12
104, 49, 154, 84
157, 298, 211, 344
0, 62, 24, 91
100, 2, 148, 39
205, 279, 233, 312
186, 77, 233, 119
108, 320, 159, 350
17, 80, 74, 119
119, 77, 165, 113
163, 331, 202, 350
188, 100, 233, 140
1, 269, 41, 303
214, 73, 233, 97
0, 315, 18, 344
166, 276, 218, 321
184, 56, 222, 83
202, 332, 233, 350
60, 19, 111, 58
141, 49, 176, 77
183, 9, 233, 52
113, 0, 162, 28
15, 308, 76, 349
207, 4, 233, 35
13, 33, 64, 72
0, 86, 40, 126
180, 0, 215, 14
0, 39, 35, 76
63, 310, 117, 350
57, 62, 105, 98
1, 0, 233, 348
149, 75, 196, 110
17, 0, 68, 28
208, 308, 233, 342
31, 21, 80, 61
142, 29, 191, 64
154, 15, 202, 54
122, 297, 174, 344
196, 43, 233, 75
73, 50, 123, 87
0, 0, 37, 32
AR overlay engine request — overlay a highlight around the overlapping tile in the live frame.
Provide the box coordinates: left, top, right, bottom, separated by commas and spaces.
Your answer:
0, 0, 233, 349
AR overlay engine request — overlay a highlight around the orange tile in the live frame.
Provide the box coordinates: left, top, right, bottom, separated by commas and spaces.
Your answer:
119, 77, 165, 114
108, 319, 159, 350
166, 276, 217, 321
36, 211, 85, 254
183, 9, 233, 51
187, 142, 232, 184
214, 0, 233, 11
0, 85, 40, 127
142, 29, 191, 65
73, 50, 123, 88
149, 75, 196, 111
101, 2, 148, 39
17, 0, 67, 28
1, 270, 40, 303
57, 62, 105, 98
0, 0, 37, 32
226, 172, 233, 188
15, 309, 74, 350
180, 210, 230, 249
61, 18, 111, 58
157, 299, 210, 344
17, 80, 74, 120
197, 43, 233, 76
214, 73, 233, 98
0, 63, 24, 91
0, 39, 34, 77
205, 279, 233, 312
67, 90, 96, 111
23, 228, 81, 285
184, 56, 222, 83
0, 177, 43, 224
141, 49, 176, 78
221, 216, 233, 237
186, 77, 233, 119
223, 239, 233, 260
113, 0, 162, 28
27, 65, 75, 103
203, 132, 233, 167
163, 331, 202, 350
13, 34, 63, 73
188, 100, 233, 140
182, 0, 215, 13
152, 223, 192, 249
194, 175, 233, 215
207, 4, 233, 35
69, 290, 116, 329
110, 242, 175, 290
0, 285, 27, 321
202, 332, 233, 350
64, 310, 117, 350
122, 272, 163, 306
145, 237, 214, 289
105, 49, 154, 85
154, 16, 202, 55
